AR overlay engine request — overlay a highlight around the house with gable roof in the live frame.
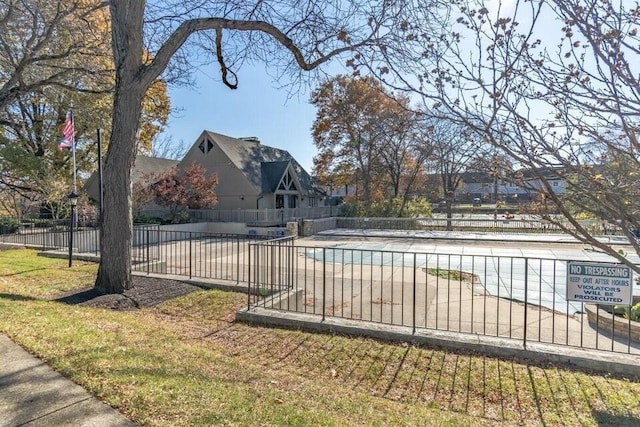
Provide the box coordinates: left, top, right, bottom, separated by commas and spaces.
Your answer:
178, 131, 324, 210
86, 131, 325, 213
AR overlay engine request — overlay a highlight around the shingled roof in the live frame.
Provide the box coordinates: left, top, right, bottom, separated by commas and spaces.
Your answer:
84, 155, 179, 201
260, 161, 291, 193
204, 131, 321, 195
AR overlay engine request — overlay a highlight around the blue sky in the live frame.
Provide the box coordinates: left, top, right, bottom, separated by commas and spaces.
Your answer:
160, 64, 322, 172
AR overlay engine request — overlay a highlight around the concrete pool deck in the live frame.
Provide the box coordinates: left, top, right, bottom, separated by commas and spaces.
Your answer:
303, 231, 640, 313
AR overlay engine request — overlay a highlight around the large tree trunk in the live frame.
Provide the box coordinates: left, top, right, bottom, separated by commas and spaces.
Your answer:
95, 0, 146, 294
95, 85, 144, 293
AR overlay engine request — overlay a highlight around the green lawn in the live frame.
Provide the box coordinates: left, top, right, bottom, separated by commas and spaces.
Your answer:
1, 249, 639, 426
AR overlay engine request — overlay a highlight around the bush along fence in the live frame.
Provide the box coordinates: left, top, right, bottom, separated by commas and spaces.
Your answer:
247, 240, 640, 356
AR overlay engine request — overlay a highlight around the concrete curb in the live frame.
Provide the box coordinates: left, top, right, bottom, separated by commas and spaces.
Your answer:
237, 307, 640, 379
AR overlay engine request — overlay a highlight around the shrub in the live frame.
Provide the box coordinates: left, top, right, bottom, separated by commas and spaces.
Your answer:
615, 302, 640, 322
167, 211, 190, 224
0, 218, 20, 234
339, 197, 432, 218
133, 215, 163, 225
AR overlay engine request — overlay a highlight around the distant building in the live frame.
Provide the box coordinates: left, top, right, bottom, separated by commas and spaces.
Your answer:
455, 168, 567, 202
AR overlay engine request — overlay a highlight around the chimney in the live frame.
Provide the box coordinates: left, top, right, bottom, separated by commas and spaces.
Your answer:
239, 136, 260, 144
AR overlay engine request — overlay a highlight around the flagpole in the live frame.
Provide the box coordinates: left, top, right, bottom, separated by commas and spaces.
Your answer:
60, 106, 78, 261
71, 109, 77, 194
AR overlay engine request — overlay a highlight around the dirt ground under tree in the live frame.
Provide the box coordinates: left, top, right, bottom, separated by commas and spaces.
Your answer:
54, 276, 202, 310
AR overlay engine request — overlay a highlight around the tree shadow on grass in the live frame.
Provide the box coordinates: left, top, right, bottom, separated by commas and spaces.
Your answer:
1, 268, 49, 277
0, 293, 40, 302
209, 324, 640, 425
592, 411, 640, 427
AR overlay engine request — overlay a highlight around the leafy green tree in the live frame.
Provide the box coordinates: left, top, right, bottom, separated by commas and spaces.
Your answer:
0, 2, 170, 216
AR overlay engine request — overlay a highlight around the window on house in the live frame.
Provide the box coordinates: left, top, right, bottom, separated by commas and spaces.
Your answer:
199, 138, 214, 154
552, 181, 559, 187
277, 169, 299, 192
276, 195, 284, 208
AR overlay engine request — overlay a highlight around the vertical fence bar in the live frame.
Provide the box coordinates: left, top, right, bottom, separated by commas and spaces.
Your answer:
552, 260, 557, 344
436, 254, 440, 329
322, 247, 326, 322
413, 253, 417, 334
189, 232, 193, 279
146, 228, 150, 275
271, 241, 276, 296
538, 259, 542, 343
509, 258, 513, 338
256, 242, 261, 307
236, 236, 241, 283
523, 257, 528, 348
458, 255, 463, 332
470, 256, 475, 334
496, 257, 500, 336
247, 242, 252, 310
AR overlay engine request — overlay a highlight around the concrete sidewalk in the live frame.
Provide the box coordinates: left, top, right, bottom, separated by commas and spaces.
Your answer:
0, 334, 134, 427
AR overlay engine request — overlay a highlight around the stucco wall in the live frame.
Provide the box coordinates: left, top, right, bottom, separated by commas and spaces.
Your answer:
180, 133, 258, 210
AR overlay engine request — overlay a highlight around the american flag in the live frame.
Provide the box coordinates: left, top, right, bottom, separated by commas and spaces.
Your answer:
58, 110, 75, 150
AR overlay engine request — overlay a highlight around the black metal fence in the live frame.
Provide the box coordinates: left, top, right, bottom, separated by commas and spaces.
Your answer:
0, 217, 100, 254
131, 229, 271, 282
248, 241, 640, 355
4, 213, 638, 356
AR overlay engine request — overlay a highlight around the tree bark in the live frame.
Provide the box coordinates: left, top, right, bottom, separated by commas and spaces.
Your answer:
95, 0, 146, 294
95, 83, 144, 293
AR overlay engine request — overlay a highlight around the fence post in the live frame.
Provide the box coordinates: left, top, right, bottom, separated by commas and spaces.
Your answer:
189, 232, 193, 279
413, 253, 417, 335
247, 241, 252, 310
270, 242, 276, 291
523, 257, 528, 349
322, 248, 326, 322
236, 236, 240, 283
146, 228, 150, 275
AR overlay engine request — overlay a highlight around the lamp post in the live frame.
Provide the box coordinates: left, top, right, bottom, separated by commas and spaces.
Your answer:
329, 183, 333, 217
67, 192, 78, 267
